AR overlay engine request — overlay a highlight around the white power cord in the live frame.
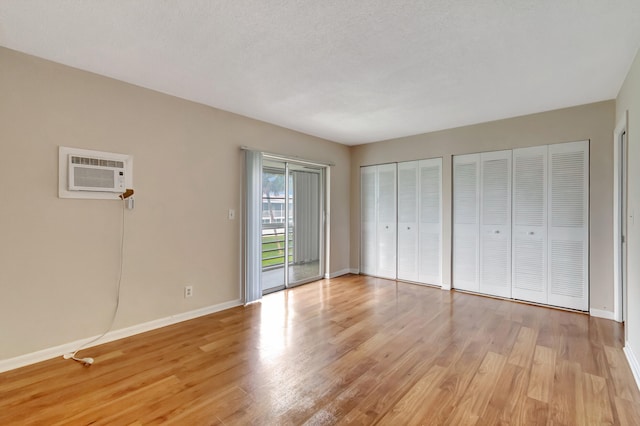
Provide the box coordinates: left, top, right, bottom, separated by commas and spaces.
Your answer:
64, 197, 126, 366
62, 352, 94, 366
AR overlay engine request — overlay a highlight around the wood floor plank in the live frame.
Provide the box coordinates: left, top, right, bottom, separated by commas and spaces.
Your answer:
0, 275, 637, 424
527, 345, 557, 403
616, 396, 640, 426
508, 326, 538, 368
581, 371, 615, 425
337, 336, 447, 424
303, 314, 454, 425
605, 345, 640, 402
548, 359, 581, 425
53, 375, 183, 425
443, 351, 507, 425
479, 362, 530, 425
409, 339, 494, 423
522, 396, 550, 425
162, 385, 247, 425
376, 364, 447, 425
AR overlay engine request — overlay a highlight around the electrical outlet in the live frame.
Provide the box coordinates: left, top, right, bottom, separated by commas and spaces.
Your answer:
184, 285, 193, 298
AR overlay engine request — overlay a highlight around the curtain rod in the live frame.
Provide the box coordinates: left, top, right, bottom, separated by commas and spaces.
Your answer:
240, 145, 335, 167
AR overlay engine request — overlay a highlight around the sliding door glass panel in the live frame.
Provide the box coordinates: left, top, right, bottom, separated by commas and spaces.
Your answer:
261, 161, 288, 293
288, 163, 323, 286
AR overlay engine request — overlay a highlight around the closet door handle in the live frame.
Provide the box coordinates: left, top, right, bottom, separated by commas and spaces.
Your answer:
528, 231, 535, 235
407, 226, 411, 230
493, 230, 500, 234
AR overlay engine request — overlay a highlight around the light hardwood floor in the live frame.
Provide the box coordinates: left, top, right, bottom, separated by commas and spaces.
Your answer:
1, 274, 639, 425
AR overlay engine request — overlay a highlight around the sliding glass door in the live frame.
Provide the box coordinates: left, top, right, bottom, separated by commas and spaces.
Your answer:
261, 158, 324, 293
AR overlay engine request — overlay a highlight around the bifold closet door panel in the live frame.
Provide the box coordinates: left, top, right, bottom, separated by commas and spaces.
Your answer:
396, 158, 442, 285
419, 158, 442, 285
547, 141, 589, 311
360, 166, 377, 276
376, 163, 397, 279
512, 146, 548, 304
479, 150, 512, 298
453, 154, 480, 292
397, 161, 419, 282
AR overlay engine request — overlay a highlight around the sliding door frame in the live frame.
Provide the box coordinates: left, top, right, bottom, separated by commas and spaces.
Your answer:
262, 154, 328, 291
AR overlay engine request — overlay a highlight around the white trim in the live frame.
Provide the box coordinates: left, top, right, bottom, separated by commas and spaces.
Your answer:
436, 157, 444, 288
240, 146, 335, 167
624, 343, 640, 391
0, 299, 242, 374
613, 114, 628, 323
589, 308, 615, 320
325, 167, 331, 281
326, 268, 356, 278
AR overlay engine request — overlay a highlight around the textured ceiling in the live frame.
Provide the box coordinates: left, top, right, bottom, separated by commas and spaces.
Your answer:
1, 1, 639, 145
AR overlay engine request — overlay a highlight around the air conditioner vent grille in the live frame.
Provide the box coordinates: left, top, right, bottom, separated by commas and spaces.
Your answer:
71, 156, 124, 169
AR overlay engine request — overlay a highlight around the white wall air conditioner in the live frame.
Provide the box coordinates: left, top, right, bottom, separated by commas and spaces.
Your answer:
68, 155, 126, 192
59, 147, 133, 200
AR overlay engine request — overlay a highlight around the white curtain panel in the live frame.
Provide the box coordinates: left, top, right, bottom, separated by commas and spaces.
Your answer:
244, 150, 263, 304
293, 171, 320, 264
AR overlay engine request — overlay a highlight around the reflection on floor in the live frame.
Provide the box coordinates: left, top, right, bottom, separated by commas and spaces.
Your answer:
263, 261, 321, 291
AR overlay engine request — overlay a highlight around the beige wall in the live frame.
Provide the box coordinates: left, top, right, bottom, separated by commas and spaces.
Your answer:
617, 49, 640, 352
0, 47, 351, 360
350, 101, 615, 311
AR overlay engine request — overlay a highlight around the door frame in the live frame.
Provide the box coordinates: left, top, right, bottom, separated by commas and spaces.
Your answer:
613, 113, 629, 323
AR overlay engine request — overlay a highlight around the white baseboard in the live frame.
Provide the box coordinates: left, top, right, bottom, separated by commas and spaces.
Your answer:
326, 268, 358, 279
0, 299, 242, 374
590, 308, 616, 320
624, 343, 640, 391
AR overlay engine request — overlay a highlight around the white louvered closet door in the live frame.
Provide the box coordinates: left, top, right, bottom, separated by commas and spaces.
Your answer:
419, 158, 442, 285
453, 154, 480, 292
376, 163, 397, 279
479, 151, 512, 298
397, 161, 419, 282
512, 146, 548, 304
547, 141, 589, 311
360, 166, 377, 276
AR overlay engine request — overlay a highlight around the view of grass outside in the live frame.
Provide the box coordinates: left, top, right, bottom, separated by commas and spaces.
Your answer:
262, 233, 293, 268
262, 168, 292, 268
